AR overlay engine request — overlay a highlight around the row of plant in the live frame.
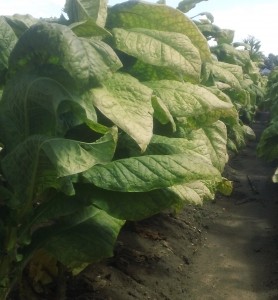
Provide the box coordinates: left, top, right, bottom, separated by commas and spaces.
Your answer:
0, 0, 265, 298
257, 67, 278, 182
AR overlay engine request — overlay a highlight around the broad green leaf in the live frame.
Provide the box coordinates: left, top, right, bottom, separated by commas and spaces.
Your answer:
208, 61, 242, 90
192, 121, 228, 172
125, 59, 185, 82
257, 122, 278, 161
226, 121, 246, 152
90, 73, 153, 151
204, 86, 233, 104
177, 0, 208, 13
27, 206, 124, 274
0, 17, 17, 74
242, 125, 256, 140
70, 19, 111, 38
107, 1, 212, 62
145, 134, 212, 164
113, 28, 201, 83
9, 23, 122, 89
1, 131, 117, 208
217, 61, 244, 83
152, 96, 176, 131
78, 185, 177, 221
82, 153, 221, 192
0, 76, 97, 151
168, 180, 214, 207
214, 43, 250, 67
64, 0, 108, 27
144, 80, 236, 128
43, 129, 117, 177
4, 14, 38, 38
174, 121, 228, 171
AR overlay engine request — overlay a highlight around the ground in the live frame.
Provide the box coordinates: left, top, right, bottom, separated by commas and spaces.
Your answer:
66, 120, 278, 300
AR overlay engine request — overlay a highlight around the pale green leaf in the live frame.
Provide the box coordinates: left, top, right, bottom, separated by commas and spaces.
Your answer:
144, 80, 236, 128
145, 134, 212, 164
64, 0, 108, 27
0, 17, 18, 73
226, 121, 246, 151
70, 19, 111, 38
208, 61, 242, 90
168, 180, 214, 207
82, 153, 221, 192
217, 177, 233, 196
152, 96, 176, 131
214, 43, 250, 67
90, 73, 153, 151
107, 1, 212, 62
242, 125, 256, 140
192, 121, 228, 172
113, 28, 201, 82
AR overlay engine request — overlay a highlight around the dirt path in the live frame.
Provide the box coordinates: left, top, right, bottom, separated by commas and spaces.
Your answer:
69, 121, 278, 300
185, 122, 278, 300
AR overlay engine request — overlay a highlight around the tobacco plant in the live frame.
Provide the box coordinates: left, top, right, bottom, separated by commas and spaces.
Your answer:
0, 0, 263, 298
257, 67, 278, 182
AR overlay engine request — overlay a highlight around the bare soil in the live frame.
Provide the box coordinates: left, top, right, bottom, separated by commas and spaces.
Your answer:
67, 121, 278, 300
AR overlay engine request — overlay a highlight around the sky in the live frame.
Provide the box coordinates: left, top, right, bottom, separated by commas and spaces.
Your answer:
1, 0, 278, 55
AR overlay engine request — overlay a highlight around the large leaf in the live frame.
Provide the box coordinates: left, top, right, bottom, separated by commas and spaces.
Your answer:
190, 121, 228, 172
4, 14, 38, 38
113, 28, 201, 83
257, 122, 278, 161
214, 43, 251, 67
152, 96, 176, 131
107, 1, 212, 62
75, 185, 177, 221
25, 206, 124, 274
70, 19, 111, 38
0, 17, 17, 75
64, 0, 108, 27
207, 61, 242, 90
9, 23, 122, 89
145, 134, 212, 164
144, 80, 236, 128
82, 153, 221, 192
0, 76, 97, 152
1, 131, 117, 208
90, 73, 153, 151
168, 180, 214, 207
